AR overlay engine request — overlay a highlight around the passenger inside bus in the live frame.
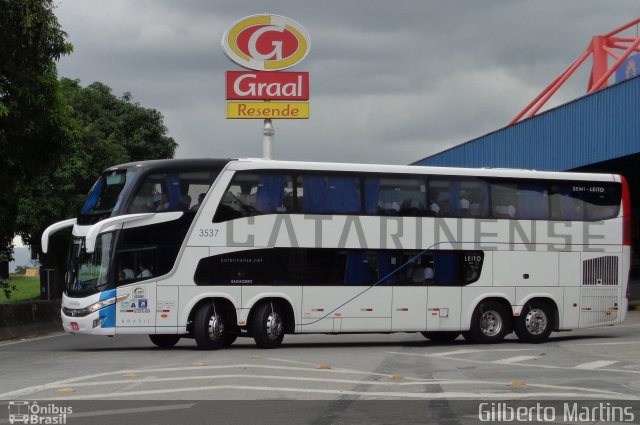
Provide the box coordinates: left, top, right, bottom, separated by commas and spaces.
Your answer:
237, 183, 256, 206
459, 197, 470, 216
429, 201, 440, 215
180, 194, 191, 210
407, 257, 435, 284
412, 265, 434, 283
154, 193, 170, 211
190, 193, 205, 211
137, 261, 153, 278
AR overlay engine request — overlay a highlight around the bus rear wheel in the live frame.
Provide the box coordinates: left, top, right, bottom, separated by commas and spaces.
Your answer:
149, 334, 181, 348
466, 301, 511, 344
193, 303, 231, 350
251, 302, 285, 349
514, 302, 553, 343
421, 331, 460, 343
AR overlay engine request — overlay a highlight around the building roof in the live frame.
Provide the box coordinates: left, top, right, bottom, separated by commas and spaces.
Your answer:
414, 75, 640, 171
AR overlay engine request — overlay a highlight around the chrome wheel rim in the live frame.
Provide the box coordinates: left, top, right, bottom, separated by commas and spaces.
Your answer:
480, 310, 503, 337
266, 312, 283, 340
208, 313, 224, 341
524, 308, 547, 335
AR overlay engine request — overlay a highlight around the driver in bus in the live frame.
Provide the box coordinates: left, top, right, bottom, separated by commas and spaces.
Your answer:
118, 259, 134, 281
137, 261, 153, 279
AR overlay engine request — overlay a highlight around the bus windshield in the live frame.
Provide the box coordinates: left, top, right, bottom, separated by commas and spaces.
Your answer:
79, 169, 137, 224
66, 233, 115, 296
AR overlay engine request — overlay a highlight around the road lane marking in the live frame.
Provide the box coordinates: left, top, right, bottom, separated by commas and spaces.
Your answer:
388, 351, 640, 376
0, 364, 411, 400
493, 355, 540, 364
6, 372, 635, 401
426, 348, 537, 358
38, 385, 638, 401
574, 360, 619, 369
562, 341, 640, 347
0, 333, 66, 348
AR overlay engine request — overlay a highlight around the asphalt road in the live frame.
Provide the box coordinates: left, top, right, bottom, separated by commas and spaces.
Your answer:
1, 313, 639, 424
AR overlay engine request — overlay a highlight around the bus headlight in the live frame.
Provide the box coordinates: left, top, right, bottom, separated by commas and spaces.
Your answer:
63, 294, 129, 317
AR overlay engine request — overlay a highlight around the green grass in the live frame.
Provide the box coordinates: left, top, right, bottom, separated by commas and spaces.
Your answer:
0, 275, 41, 304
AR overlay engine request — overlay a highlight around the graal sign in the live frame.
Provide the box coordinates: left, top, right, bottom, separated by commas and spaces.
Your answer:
222, 14, 311, 156
226, 71, 309, 101
222, 14, 310, 71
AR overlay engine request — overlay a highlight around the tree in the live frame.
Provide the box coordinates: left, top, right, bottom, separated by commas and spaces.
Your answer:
0, 0, 177, 299
15, 79, 177, 294
0, 0, 72, 297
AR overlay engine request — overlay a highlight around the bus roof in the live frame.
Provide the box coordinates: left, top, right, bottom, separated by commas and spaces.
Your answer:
102, 158, 618, 183
103, 158, 233, 173
227, 158, 619, 183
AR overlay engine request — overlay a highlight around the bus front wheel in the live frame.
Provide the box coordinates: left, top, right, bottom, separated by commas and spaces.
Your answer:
465, 301, 511, 344
193, 303, 231, 350
514, 302, 553, 343
251, 302, 285, 349
149, 334, 181, 348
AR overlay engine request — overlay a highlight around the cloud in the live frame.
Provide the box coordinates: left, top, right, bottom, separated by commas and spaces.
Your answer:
54, 0, 639, 166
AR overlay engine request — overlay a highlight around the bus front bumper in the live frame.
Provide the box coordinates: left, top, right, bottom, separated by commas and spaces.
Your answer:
61, 308, 116, 336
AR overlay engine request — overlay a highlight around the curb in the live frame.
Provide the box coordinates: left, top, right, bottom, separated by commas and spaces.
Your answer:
0, 300, 62, 342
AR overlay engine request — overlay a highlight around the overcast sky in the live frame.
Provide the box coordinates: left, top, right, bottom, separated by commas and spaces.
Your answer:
53, 1, 638, 165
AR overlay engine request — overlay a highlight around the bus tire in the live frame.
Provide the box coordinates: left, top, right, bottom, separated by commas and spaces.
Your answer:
421, 331, 460, 342
466, 301, 511, 344
148, 334, 181, 348
193, 303, 229, 350
251, 302, 285, 349
515, 302, 553, 343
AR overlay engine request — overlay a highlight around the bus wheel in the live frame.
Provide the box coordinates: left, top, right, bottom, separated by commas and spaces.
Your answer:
194, 303, 229, 350
149, 334, 181, 348
515, 302, 553, 343
421, 331, 460, 343
252, 302, 285, 349
467, 301, 511, 344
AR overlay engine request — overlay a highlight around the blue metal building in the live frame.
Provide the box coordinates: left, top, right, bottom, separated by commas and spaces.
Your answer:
414, 74, 640, 297
414, 74, 640, 172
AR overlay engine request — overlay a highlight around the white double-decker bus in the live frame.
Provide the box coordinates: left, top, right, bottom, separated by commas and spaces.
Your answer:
42, 158, 631, 349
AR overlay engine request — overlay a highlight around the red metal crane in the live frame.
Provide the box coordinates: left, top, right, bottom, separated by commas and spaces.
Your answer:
510, 17, 640, 125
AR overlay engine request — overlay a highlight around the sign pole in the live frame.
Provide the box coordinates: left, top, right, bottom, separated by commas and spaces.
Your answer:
262, 118, 275, 159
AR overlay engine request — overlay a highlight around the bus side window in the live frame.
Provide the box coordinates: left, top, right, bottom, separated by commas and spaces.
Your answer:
584, 184, 621, 220
115, 247, 156, 285
256, 174, 293, 213
460, 180, 490, 218
550, 184, 584, 220
492, 180, 551, 220
429, 179, 491, 218
298, 175, 361, 214
213, 172, 293, 222
403, 253, 434, 285
130, 170, 217, 214
428, 180, 451, 216
433, 251, 458, 285
461, 251, 484, 284
344, 252, 371, 285
516, 183, 549, 219
194, 249, 273, 286
364, 176, 427, 216
491, 182, 518, 218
